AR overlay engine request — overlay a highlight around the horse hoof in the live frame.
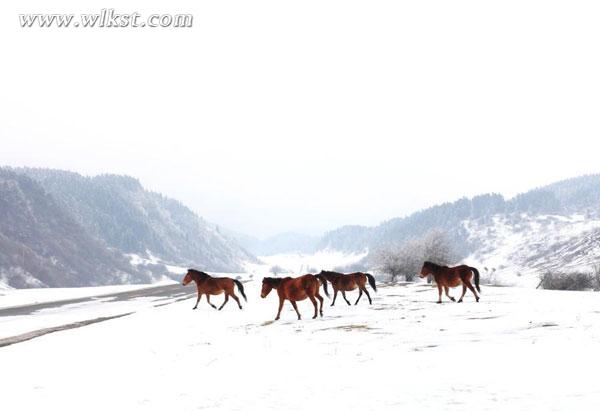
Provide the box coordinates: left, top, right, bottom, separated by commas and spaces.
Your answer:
458, 300, 463, 303
436, 301, 442, 304
450, 298, 456, 302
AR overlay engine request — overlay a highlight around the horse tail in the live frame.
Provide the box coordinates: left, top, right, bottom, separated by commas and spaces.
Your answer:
315, 274, 330, 298
233, 279, 247, 301
470, 267, 481, 293
365, 273, 377, 292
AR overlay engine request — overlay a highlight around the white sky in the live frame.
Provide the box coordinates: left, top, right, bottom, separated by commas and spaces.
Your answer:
1, 1, 599, 238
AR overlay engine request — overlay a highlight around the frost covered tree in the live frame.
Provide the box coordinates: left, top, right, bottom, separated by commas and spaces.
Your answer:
420, 229, 457, 268
374, 230, 457, 282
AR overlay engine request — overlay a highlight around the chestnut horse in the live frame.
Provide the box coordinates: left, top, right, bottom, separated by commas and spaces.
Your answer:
260, 274, 329, 320
318, 270, 377, 306
182, 269, 247, 310
419, 261, 480, 303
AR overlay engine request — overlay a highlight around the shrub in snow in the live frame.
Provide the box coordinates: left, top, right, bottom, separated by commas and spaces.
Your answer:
537, 271, 594, 291
592, 263, 600, 291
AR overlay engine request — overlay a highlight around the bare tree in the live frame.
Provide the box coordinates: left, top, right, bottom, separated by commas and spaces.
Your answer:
374, 230, 457, 283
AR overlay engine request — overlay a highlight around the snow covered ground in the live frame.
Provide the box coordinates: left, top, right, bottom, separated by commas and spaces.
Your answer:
2, 280, 600, 410
257, 250, 368, 275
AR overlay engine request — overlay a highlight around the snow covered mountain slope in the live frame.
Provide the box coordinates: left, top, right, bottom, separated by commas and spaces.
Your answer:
17, 168, 256, 272
0, 169, 158, 288
464, 213, 600, 286
0, 167, 257, 288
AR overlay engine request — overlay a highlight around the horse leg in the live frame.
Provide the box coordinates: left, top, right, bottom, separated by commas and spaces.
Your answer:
355, 289, 363, 305
308, 295, 318, 319
218, 294, 229, 310
436, 283, 443, 303
465, 280, 480, 302
362, 287, 372, 305
458, 284, 467, 303
230, 293, 242, 309
341, 291, 351, 306
290, 300, 302, 320
330, 289, 338, 306
206, 295, 217, 309
316, 293, 324, 317
275, 297, 285, 321
193, 293, 202, 310
444, 286, 456, 302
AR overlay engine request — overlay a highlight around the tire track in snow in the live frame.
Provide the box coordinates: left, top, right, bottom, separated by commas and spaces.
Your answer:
0, 313, 133, 348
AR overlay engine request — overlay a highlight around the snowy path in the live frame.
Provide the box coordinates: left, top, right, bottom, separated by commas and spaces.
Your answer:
0, 283, 195, 342
1, 282, 600, 410
0, 281, 178, 310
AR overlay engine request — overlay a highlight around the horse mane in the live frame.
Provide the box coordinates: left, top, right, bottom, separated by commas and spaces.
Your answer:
320, 270, 342, 277
188, 269, 209, 280
263, 277, 284, 287
423, 261, 444, 271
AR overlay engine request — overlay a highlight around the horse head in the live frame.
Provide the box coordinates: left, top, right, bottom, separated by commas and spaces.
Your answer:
261, 277, 281, 298
419, 261, 438, 278
182, 269, 208, 285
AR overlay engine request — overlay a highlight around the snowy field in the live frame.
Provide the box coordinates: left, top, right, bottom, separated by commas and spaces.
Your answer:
255, 250, 368, 275
2, 280, 600, 410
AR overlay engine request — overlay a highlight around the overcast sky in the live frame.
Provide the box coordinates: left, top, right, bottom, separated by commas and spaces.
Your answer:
1, 1, 599, 238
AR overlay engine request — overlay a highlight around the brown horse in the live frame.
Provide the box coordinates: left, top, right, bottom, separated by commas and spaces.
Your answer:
182, 269, 247, 310
260, 274, 329, 320
318, 270, 377, 306
419, 261, 481, 303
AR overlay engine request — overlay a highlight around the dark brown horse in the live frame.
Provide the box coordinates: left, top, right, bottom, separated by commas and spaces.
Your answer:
318, 270, 377, 306
182, 269, 247, 310
260, 274, 329, 320
419, 261, 480, 303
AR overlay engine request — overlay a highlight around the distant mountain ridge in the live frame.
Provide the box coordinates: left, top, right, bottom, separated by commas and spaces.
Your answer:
0, 167, 257, 288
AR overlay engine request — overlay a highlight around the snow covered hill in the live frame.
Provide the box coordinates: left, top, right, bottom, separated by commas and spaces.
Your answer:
18, 168, 256, 272
464, 213, 600, 286
0, 167, 257, 288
